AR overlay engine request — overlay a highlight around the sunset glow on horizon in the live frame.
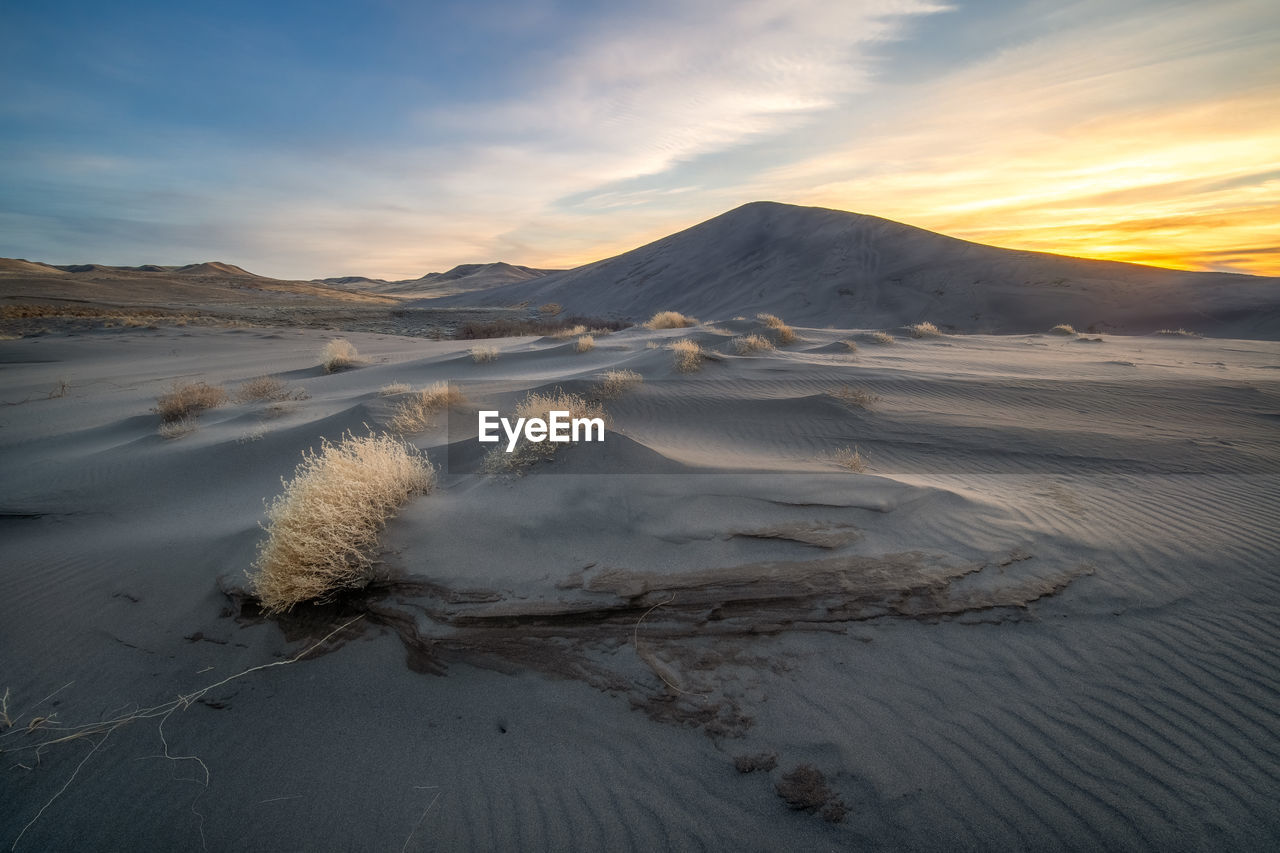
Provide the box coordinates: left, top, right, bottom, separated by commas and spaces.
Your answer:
2, 0, 1277, 280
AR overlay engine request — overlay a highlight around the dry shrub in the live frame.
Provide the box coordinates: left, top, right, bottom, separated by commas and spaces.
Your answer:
734, 334, 774, 354
322, 338, 361, 372
389, 381, 468, 434
908, 321, 942, 338
155, 381, 227, 423
1049, 324, 1076, 336
484, 389, 607, 472
869, 331, 894, 345
250, 433, 435, 614
596, 369, 643, 398
757, 312, 796, 345
830, 385, 879, 408
379, 382, 412, 396
645, 311, 695, 329
550, 324, 588, 340
575, 334, 595, 353
236, 376, 293, 403
1156, 328, 1200, 337
470, 345, 498, 363
842, 340, 858, 353
538, 302, 563, 316
756, 313, 785, 327
830, 445, 867, 472
158, 418, 196, 440
668, 338, 703, 372
645, 340, 661, 349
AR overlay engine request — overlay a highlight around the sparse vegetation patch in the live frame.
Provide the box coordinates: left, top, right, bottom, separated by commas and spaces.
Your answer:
155, 381, 227, 424
389, 381, 468, 434
909, 321, 942, 338
321, 338, 361, 372
645, 311, 696, 329
595, 369, 643, 398
575, 334, 596, 352
669, 338, 704, 372
1049, 324, 1077, 336
734, 334, 774, 354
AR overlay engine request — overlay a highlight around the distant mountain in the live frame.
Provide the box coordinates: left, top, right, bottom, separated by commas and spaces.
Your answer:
318, 262, 559, 297
431, 202, 1280, 338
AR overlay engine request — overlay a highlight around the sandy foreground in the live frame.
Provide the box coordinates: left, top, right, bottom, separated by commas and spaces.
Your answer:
1, 321, 1278, 850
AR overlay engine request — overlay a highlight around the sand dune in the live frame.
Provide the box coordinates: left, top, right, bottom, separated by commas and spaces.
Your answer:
318, 262, 559, 298
433, 202, 1280, 338
2, 316, 1278, 850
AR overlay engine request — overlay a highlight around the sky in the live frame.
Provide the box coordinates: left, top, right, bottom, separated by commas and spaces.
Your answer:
1, 0, 1277, 280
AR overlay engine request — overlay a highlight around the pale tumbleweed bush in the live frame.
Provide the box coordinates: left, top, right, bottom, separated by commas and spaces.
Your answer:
379, 382, 412, 396
734, 334, 774, 354
908, 321, 942, 338
829, 445, 867, 472
645, 311, 695, 329
869, 331, 894, 345
321, 338, 361, 372
389, 381, 468, 434
596, 369, 643, 398
470, 345, 498, 364
484, 389, 607, 472
250, 433, 435, 613
236, 376, 294, 403
155, 381, 227, 423
575, 334, 596, 353
1049, 324, 1077, 336
669, 338, 704, 372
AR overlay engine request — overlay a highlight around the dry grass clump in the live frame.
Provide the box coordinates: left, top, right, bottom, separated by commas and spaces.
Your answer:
830, 385, 879, 408
669, 338, 704, 372
575, 334, 596, 353
235, 376, 296, 403
484, 389, 607, 472
538, 302, 563, 316
321, 338, 361, 372
596, 369, 643, 398
551, 324, 588, 339
908, 321, 943, 338
842, 340, 858, 353
379, 382, 412, 396
757, 312, 797, 345
156, 381, 227, 424
1156, 328, 1200, 337
645, 310, 696, 329
250, 433, 435, 614
470, 345, 498, 363
158, 418, 197, 440
869, 331, 894, 344
1049, 324, 1077, 336
734, 333, 775, 354
389, 381, 468, 434
829, 445, 867, 472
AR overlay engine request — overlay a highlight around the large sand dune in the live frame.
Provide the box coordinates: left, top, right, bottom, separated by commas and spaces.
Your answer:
432, 202, 1280, 338
2, 316, 1278, 850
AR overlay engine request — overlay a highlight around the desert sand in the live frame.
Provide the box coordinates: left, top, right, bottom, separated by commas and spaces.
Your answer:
2, 205, 1279, 851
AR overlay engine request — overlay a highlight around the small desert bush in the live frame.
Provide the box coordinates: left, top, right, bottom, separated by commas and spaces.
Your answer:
389, 381, 468, 434
1156, 328, 1200, 337
552, 324, 589, 340
575, 334, 595, 353
842, 340, 858, 353
869, 331, 894, 344
669, 338, 704, 372
1049, 324, 1077, 336
158, 418, 197, 440
236, 376, 293, 403
156, 381, 227, 423
734, 334, 775, 354
379, 382, 412, 396
538, 302, 563, 316
596, 369, 643, 398
322, 338, 360, 372
250, 433, 435, 614
645, 311, 695, 330
757, 313, 797, 345
484, 389, 607, 472
470, 345, 498, 363
830, 385, 879, 408
829, 446, 867, 472
908, 321, 942, 338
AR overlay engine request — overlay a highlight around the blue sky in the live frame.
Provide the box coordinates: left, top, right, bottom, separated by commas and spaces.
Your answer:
2, 0, 1277, 278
